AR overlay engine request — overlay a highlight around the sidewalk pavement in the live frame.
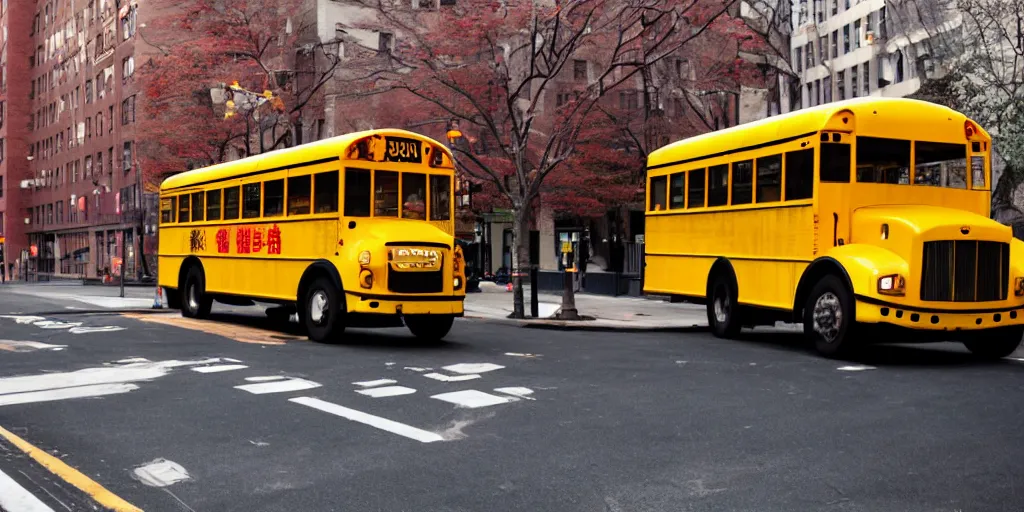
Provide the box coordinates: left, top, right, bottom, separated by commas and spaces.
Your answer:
464, 281, 709, 331
0, 280, 731, 332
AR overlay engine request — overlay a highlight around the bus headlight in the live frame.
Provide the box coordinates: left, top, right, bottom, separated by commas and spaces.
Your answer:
878, 274, 905, 296
360, 269, 374, 289
1015, 277, 1024, 296
454, 277, 462, 290
359, 250, 371, 266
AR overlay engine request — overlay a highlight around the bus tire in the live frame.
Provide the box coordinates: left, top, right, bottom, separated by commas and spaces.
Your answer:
962, 327, 1023, 359
181, 266, 213, 319
804, 275, 856, 357
707, 273, 742, 338
404, 315, 454, 343
303, 276, 345, 343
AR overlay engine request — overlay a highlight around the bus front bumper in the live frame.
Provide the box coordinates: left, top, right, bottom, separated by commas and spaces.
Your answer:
346, 293, 465, 316
855, 297, 1024, 331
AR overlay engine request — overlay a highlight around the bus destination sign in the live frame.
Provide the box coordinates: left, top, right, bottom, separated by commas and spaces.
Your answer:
383, 136, 423, 164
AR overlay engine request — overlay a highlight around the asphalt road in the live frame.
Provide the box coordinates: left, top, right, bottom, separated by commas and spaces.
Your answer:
1, 289, 1023, 512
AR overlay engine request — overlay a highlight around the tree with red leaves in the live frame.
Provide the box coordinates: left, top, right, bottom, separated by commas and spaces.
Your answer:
137, 0, 343, 184
352, 0, 742, 319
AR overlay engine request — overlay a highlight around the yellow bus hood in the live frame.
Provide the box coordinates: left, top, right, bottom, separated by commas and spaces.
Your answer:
852, 204, 1011, 244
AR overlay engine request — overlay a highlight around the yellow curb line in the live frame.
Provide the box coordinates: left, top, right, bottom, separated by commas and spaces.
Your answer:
0, 425, 142, 512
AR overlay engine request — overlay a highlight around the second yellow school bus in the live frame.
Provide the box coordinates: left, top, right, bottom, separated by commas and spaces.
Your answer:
158, 129, 466, 343
644, 97, 1024, 358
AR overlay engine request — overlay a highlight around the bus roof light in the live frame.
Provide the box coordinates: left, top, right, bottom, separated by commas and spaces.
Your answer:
964, 120, 977, 138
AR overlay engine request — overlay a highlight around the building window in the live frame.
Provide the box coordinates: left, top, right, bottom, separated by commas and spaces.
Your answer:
122, 55, 134, 81
831, 30, 838, 58
121, 95, 135, 124
573, 59, 587, 81
854, 20, 862, 49
851, 66, 859, 97
378, 32, 393, 54
843, 25, 850, 53
108, 105, 113, 132
837, 70, 845, 99
863, 62, 870, 94
122, 141, 132, 172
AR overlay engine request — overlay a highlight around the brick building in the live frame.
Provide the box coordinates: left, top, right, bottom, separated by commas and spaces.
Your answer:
0, 0, 34, 280
3, 0, 154, 281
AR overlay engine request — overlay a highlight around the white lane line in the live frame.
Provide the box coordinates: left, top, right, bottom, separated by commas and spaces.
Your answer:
290, 397, 444, 443
115, 358, 150, 364
191, 365, 249, 373
504, 352, 540, 358
431, 390, 516, 408
0, 468, 55, 512
403, 367, 431, 372
244, 376, 286, 382
352, 379, 397, 388
494, 387, 536, 400
423, 372, 480, 382
837, 365, 876, 371
442, 363, 505, 374
222, 358, 243, 363
356, 386, 416, 398
0, 384, 139, 407
234, 378, 321, 395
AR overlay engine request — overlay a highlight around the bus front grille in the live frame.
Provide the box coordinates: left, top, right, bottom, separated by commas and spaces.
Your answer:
920, 240, 1009, 302
387, 267, 444, 294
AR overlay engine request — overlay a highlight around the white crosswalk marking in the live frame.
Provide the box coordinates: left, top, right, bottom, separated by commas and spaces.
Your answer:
0, 468, 55, 512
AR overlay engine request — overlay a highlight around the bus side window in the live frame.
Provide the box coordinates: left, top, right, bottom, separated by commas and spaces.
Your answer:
160, 197, 176, 224
855, 137, 907, 184
242, 183, 261, 219
649, 176, 667, 211
822, 142, 853, 182
224, 187, 240, 220
669, 172, 686, 209
287, 175, 311, 215
264, 179, 285, 217
375, 171, 399, 217
785, 148, 814, 200
343, 169, 370, 217
687, 169, 705, 208
314, 171, 339, 214
429, 175, 451, 221
707, 165, 728, 206
178, 194, 190, 223
191, 191, 205, 222
732, 160, 753, 205
206, 189, 222, 221
755, 155, 782, 203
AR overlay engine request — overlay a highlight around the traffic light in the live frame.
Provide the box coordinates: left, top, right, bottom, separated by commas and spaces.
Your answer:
224, 99, 237, 119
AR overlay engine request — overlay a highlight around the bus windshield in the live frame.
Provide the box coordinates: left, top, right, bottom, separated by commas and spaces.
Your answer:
855, 136, 969, 189
343, 168, 451, 221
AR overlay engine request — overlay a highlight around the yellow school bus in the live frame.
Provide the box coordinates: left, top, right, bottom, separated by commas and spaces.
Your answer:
644, 97, 1024, 358
158, 129, 466, 343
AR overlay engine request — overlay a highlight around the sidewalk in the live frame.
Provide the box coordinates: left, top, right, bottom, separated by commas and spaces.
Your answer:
0, 281, 162, 312
463, 281, 708, 331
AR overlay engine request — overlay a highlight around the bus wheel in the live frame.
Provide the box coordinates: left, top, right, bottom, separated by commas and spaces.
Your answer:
405, 315, 454, 343
804, 275, 856, 357
303, 277, 344, 343
706, 274, 741, 338
962, 327, 1023, 359
182, 266, 213, 319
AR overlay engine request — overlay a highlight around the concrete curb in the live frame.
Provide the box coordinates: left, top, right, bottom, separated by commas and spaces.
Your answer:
462, 314, 708, 333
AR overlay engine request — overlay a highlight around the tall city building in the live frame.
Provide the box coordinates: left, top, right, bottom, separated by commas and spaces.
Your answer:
9, 0, 150, 280
790, 0, 958, 108
0, 0, 34, 280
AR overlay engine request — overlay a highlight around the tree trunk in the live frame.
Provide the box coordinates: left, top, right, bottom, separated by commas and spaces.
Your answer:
509, 207, 530, 319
